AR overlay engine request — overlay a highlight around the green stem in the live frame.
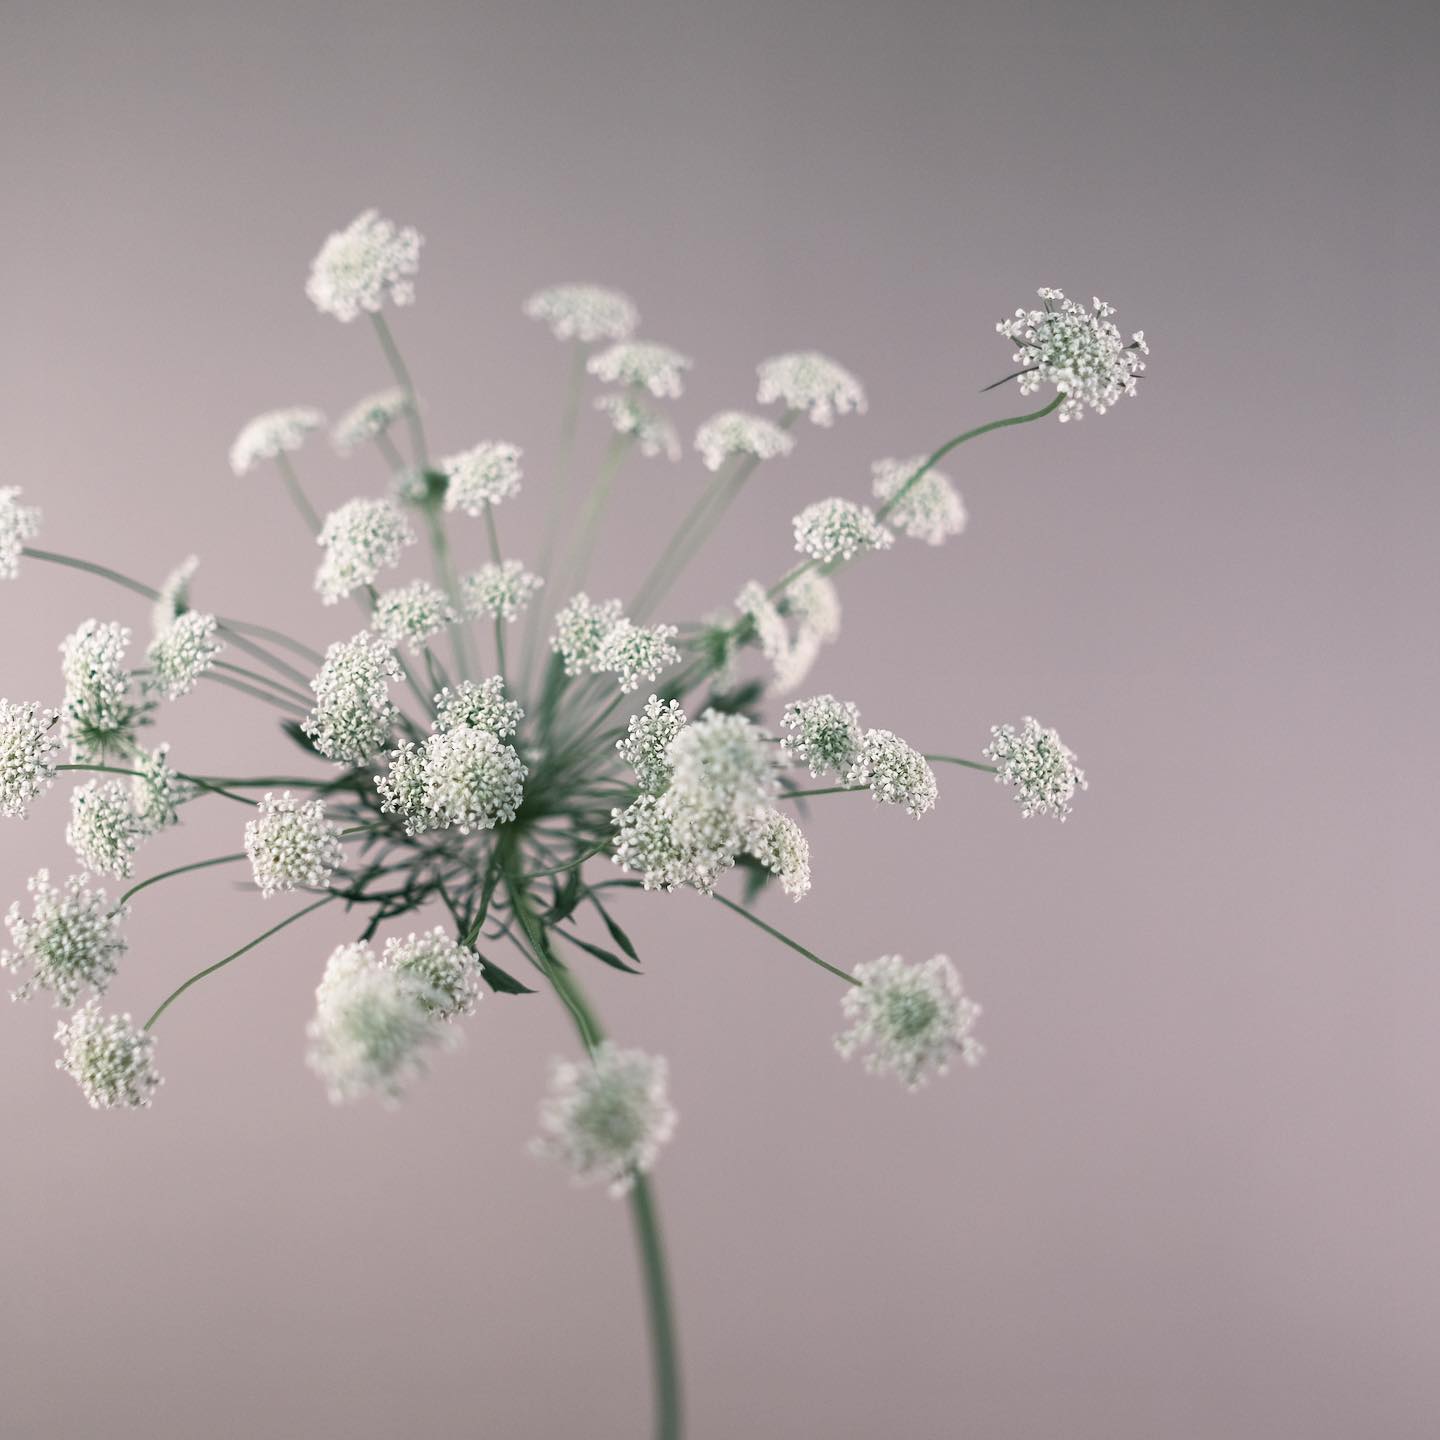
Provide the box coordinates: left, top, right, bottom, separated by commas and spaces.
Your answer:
370, 311, 429, 466
118, 852, 246, 907
782, 785, 865, 799
219, 618, 322, 664
274, 452, 322, 534
199, 669, 306, 715
563, 433, 629, 597
712, 894, 859, 985
212, 659, 313, 708
522, 838, 611, 879
925, 754, 998, 774
422, 502, 474, 681
483, 503, 508, 684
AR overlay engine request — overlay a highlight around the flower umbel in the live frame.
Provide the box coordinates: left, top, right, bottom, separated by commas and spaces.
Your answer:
587, 341, 692, 398
983, 716, 1087, 820
525, 284, 639, 343
306, 209, 423, 322
871, 456, 967, 547
66, 780, 143, 878
694, 411, 795, 472
302, 632, 402, 765
0, 700, 61, 818
315, 498, 416, 604
441, 442, 524, 515
147, 611, 223, 699
3, 869, 127, 1006
244, 791, 345, 897
792, 498, 893, 565
0, 486, 41, 580
757, 352, 866, 426
55, 1001, 161, 1109
229, 408, 325, 476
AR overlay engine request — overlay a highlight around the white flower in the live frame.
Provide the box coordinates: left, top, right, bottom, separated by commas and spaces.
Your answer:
611, 796, 704, 893
315, 498, 416, 604
748, 809, 812, 900
462, 561, 543, 623
694, 411, 795, 472
146, 611, 222, 699
306, 942, 451, 1104
617, 695, 687, 795
380, 927, 483, 1021
837, 954, 983, 1089
420, 724, 527, 834
531, 1041, 677, 1196
997, 289, 1147, 421
441, 441, 523, 514
0, 486, 41, 579
130, 743, 192, 835
302, 632, 403, 765
595, 619, 681, 693
551, 593, 624, 677
587, 341, 692, 398
55, 1001, 161, 1109
871, 456, 967, 546
846, 728, 938, 818
151, 555, 199, 638
375, 739, 438, 835
306, 209, 423, 322
433, 676, 524, 739
787, 572, 841, 645
372, 580, 458, 652
244, 791, 345, 897
756, 352, 866, 426
331, 388, 411, 453
593, 392, 681, 460
736, 581, 790, 672
781, 694, 863, 778
67, 780, 143, 879
4, 869, 127, 1005
524, 284, 639, 343
229, 407, 325, 476
60, 620, 145, 762
793, 498, 893, 565
735, 579, 838, 694
983, 716, 1087, 820
662, 712, 777, 877
0, 700, 61, 818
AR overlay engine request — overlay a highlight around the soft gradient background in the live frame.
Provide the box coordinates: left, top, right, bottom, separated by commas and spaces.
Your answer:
2, 3, 1436, 1436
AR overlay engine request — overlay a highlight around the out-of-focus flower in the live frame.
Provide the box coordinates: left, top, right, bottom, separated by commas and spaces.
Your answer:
524, 284, 639, 344
306, 209, 422, 322
871, 456, 966, 546
462, 561, 543, 623
757, 352, 866, 426
372, 580, 458, 652
792, 498, 893, 565
441, 441, 524, 514
315, 498, 416, 604
588, 342, 692, 399
694, 411, 795, 472
331, 388, 412, 453
0, 487, 41, 580
229, 407, 325, 476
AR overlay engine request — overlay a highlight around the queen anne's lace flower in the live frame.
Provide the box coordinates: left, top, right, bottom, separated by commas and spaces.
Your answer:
793, 498, 893, 565
524, 284, 639, 343
315, 498, 416, 604
375, 739, 437, 835
60, 620, 145, 762
736, 582, 790, 673
302, 633, 403, 765
997, 288, 1147, 421
420, 725, 526, 834
0, 486, 41, 580
593, 392, 682, 460
55, 1001, 160, 1109
611, 796, 701, 892
617, 696, 687, 795
331, 388, 411, 453
551, 593, 624, 677
306, 942, 451, 1104
846, 728, 938, 818
463, 561, 543, 623
4, 869, 127, 1005
0, 700, 60, 818
871, 456, 967, 547
380, 928, 483, 1021
693, 411, 795, 472
433, 677, 523, 739
130, 744, 192, 834
441, 441, 523, 514
67, 780, 143, 879
531, 1041, 677, 1196
151, 555, 199, 637
837, 954, 982, 1088
595, 619, 681, 693
788, 572, 841, 644
147, 611, 222, 699
229, 407, 325, 476
737, 579, 839, 694
781, 694, 863, 778
244, 791, 344, 897
588, 341, 691, 399
757, 352, 866, 426
372, 580, 457, 652
748, 809, 811, 900
306, 209, 423, 322
983, 716, 1087, 820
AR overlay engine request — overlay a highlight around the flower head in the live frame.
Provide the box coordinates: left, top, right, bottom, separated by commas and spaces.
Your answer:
315, 498, 416, 604
588, 341, 692, 399
151, 555, 199, 638
55, 1001, 160, 1109
788, 572, 841, 645
434, 676, 524, 739
780, 694, 863, 778
0, 700, 61, 818
372, 580, 458, 652
694, 411, 795, 472
306, 209, 422, 322
380, 927, 483, 1021
0, 486, 41, 579
871, 456, 967, 547
130, 743, 192, 834
837, 954, 983, 1089
595, 619, 681, 693
551, 593, 624, 677
982, 716, 1087, 820
60, 620, 145, 762
748, 809, 812, 900
664, 712, 778, 866
420, 725, 527, 834
302, 632, 403, 765
524, 284, 639, 343
441, 441, 523, 514
846, 728, 938, 817
462, 561, 543, 623
617, 695, 688, 795
244, 791, 344, 897
146, 611, 222, 699
997, 288, 1147, 421
611, 795, 706, 893
67, 779, 143, 879
793, 498, 893, 565
375, 739, 437, 836
4, 869, 127, 1005
331, 388, 411, 453
229, 407, 324, 476
594, 392, 681, 460
531, 1041, 677, 1196
756, 352, 866, 426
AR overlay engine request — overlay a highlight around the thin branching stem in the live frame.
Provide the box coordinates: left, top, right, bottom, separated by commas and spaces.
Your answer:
712, 894, 859, 985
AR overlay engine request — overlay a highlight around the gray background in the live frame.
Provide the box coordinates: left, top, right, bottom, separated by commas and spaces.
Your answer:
2, 2, 1436, 1436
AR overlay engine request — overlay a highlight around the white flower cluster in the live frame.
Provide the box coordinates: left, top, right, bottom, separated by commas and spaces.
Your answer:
229, 407, 324, 476
306, 209, 422, 323
67, 779, 144, 878
151, 555, 199, 636
792, 498, 893, 565
735, 575, 842, 693
130, 743, 192, 834
55, 1001, 161, 1109
0, 486, 41, 580
748, 809, 812, 900
524, 283, 639, 344
373, 580, 457, 652
756, 352, 866, 426
244, 791, 345, 897
0, 700, 60, 818
331, 388, 411, 453
693, 411, 795, 472
147, 611, 223, 699
3, 869, 127, 1005
836, 954, 983, 1089
587, 341, 691, 398
301, 632, 402, 765
433, 676, 524, 739
594, 392, 681, 460
997, 288, 1147, 421
315, 498, 416, 604
531, 1041, 677, 1196
60, 620, 146, 762
551, 594, 679, 692
462, 561, 544, 623
616, 695, 687, 795
441, 441, 523, 515
982, 716, 1086, 820
871, 456, 967, 547
380, 927, 483, 1021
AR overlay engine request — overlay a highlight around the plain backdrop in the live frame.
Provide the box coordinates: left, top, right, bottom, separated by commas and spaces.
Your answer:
1, 2, 1436, 1437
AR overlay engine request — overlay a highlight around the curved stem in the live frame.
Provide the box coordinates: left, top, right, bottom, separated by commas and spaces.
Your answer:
370, 311, 429, 466
421, 502, 474, 681
563, 433, 629, 597
925, 754, 998, 774
781, 784, 865, 800
274, 452, 322, 534
217, 618, 322, 664
118, 852, 246, 908
212, 659, 313, 708
199, 669, 306, 715
712, 894, 859, 985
